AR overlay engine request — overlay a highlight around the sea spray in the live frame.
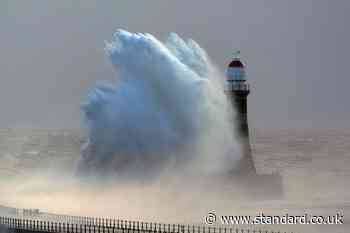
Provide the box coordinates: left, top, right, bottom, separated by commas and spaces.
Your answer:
76, 30, 241, 180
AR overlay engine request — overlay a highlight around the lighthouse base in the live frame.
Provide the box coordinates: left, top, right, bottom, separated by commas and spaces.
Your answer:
233, 172, 284, 200
198, 172, 284, 200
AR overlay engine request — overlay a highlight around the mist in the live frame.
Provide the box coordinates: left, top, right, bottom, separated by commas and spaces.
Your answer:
0, 31, 249, 223
0, 30, 253, 225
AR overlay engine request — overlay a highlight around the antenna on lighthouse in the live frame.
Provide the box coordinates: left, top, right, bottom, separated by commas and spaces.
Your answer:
233, 50, 241, 59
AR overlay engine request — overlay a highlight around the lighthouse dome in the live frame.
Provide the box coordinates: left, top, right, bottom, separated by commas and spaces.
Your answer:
229, 59, 245, 68
227, 58, 246, 81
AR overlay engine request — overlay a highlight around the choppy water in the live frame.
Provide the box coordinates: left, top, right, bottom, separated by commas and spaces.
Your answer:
0, 128, 349, 233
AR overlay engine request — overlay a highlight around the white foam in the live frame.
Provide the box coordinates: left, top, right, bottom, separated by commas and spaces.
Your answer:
76, 30, 240, 180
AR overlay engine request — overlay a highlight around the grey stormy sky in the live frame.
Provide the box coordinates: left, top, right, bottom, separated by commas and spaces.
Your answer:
1, 0, 349, 129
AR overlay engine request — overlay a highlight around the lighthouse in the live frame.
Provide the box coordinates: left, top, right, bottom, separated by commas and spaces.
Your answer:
225, 51, 256, 175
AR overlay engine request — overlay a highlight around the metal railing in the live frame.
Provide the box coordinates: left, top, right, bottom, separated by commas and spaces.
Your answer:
0, 205, 293, 233
225, 83, 250, 92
